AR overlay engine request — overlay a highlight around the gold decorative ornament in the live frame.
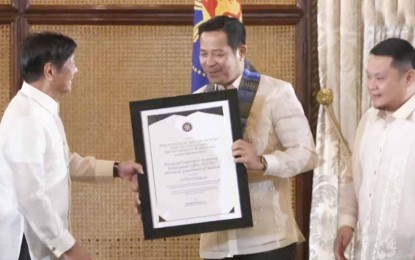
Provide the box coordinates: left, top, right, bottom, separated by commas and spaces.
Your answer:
316, 87, 352, 157
316, 88, 333, 106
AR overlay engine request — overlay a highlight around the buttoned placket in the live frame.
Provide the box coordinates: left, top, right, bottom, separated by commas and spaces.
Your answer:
54, 113, 72, 230
361, 116, 391, 254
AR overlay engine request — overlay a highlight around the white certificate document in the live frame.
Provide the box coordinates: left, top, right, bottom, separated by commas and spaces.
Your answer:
130, 90, 252, 239
141, 101, 241, 228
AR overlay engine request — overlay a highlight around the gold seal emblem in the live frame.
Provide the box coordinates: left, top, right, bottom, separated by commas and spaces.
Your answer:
182, 122, 192, 132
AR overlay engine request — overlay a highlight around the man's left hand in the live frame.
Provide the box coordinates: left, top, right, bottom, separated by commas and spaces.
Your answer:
232, 139, 263, 171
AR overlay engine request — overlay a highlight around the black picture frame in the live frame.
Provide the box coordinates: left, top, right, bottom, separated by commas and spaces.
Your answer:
130, 89, 252, 239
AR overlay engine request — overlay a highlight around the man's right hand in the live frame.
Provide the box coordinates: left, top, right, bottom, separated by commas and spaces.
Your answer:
63, 242, 91, 260
334, 225, 354, 260
131, 173, 142, 217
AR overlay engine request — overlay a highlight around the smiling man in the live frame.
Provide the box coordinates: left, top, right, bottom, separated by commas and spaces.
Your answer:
335, 38, 415, 260
194, 16, 318, 260
0, 32, 143, 260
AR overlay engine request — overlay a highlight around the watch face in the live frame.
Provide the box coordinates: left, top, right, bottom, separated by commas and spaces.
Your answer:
261, 156, 268, 171
113, 162, 120, 177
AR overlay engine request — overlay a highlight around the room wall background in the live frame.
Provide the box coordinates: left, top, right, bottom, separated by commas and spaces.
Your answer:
0, 0, 318, 259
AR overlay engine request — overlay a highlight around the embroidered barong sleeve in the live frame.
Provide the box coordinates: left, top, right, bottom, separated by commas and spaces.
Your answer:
338, 162, 358, 229
69, 153, 113, 182
3, 116, 75, 257
337, 112, 367, 229
263, 83, 318, 178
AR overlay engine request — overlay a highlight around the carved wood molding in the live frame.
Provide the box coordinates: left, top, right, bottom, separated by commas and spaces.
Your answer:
18, 5, 303, 25
0, 5, 18, 22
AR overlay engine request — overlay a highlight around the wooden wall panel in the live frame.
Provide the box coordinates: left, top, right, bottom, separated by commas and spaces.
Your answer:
0, 25, 11, 116
1, 0, 314, 259
30, 0, 296, 5
31, 0, 190, 4
245, 0, 296, 4
30, 25, 193, 157
31, 24, 197, 260
247, 25, 295, 85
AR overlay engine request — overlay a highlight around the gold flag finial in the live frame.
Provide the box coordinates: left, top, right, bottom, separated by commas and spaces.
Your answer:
316, 88, 333, 106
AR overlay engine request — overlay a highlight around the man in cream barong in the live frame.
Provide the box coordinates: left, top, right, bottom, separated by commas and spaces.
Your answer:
194, 16, 318, 260
335, 38, 415, 260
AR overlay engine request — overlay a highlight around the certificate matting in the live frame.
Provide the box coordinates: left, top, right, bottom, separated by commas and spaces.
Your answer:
130, 90, 252, 239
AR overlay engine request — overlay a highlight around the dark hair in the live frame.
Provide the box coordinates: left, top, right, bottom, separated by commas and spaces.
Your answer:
19, 31, 77, 83
370, 38, 415, 72
198, 15, 246, 53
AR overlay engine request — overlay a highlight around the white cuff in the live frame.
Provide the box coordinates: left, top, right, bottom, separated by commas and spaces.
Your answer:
47, 230, 76, 258
262, 154, 279, 176
338, 214, 357, 230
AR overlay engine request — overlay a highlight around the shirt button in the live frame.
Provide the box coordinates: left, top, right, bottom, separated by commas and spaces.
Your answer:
369, 193, 372, 197
52, 247, 56, 251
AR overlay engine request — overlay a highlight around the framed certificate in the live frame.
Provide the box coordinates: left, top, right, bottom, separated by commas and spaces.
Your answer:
130, 89, 252, 239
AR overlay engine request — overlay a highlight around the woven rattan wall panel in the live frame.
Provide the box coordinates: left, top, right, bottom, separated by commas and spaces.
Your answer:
30, 0, 295, 5
0, 25, 11, 117
246, 25, 295, 86
29, 24, 297, 259
31, 24, 198, 260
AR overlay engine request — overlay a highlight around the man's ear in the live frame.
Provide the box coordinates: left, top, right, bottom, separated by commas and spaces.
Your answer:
43, 62, 54, 81
238, 45, 247, 61
406, 69, 415, 85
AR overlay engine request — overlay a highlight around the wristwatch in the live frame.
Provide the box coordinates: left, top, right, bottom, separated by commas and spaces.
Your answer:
260, 156, 268, 171
113, 161, 120, 178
